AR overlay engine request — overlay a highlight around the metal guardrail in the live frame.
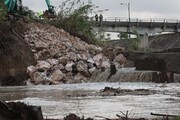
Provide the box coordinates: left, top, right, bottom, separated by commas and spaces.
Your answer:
103, 17, 180, 23
92, 17, 180, 34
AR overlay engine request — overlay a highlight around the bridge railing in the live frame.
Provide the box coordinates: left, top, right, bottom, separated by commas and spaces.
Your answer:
103, 17, 180, 23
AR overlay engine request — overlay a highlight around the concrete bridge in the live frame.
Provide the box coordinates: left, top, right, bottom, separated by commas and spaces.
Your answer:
93, 18, 180, 49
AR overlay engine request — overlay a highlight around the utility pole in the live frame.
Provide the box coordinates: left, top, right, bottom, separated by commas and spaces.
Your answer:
120, 2, 131, 39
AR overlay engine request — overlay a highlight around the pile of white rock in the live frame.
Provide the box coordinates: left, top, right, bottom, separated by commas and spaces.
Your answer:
25, 23, 126, 85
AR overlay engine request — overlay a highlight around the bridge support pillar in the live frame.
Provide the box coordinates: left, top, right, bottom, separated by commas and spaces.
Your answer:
138, 34, 149, 50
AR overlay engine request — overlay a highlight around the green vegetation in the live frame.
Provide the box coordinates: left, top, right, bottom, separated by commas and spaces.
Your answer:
171, 117, 180, 120
49, 0, 101, 45
130, 30, 140, 51
20, 6, 35, 19
117, 31, 140, 51
0, 1, 7, 22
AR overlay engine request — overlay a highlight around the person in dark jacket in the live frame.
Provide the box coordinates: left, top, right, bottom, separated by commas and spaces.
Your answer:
95, 14, 98, 21
99, 14, 103, 22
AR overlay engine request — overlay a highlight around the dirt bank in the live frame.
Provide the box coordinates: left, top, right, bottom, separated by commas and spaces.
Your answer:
0, 20, 35, 86
0, 100, 43, 120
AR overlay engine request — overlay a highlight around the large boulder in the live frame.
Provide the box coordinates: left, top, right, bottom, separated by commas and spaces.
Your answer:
31, 72, 50, 85
65, 62, 75, 72
74, 73, 87, 83
59, 56, 69, 65
73, 41, 86, 51
77, 61, 90, 77
93, 53, 104, 67
26, 65, 36, 79
51, 69, 65, 82
35, 41, 48, 51
67, 52, 77, 61
48, 48, 61, 58
36, 61, 51, 71
89, 67, 96, 74
47, 59, 59, 66
77, 53, 88, 61
101, 61, 110, 69
114, 53, 126, 65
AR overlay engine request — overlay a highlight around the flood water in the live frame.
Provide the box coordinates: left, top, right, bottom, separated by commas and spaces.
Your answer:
0, 82, 180, 119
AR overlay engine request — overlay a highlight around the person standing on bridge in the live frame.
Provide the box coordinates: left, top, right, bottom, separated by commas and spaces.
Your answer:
99, 14, 103, 22
95, 14, 98, 21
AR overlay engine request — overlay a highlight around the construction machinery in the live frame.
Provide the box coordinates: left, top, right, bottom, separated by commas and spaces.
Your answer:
3, 0, 55, 18
4, 0, 22, 13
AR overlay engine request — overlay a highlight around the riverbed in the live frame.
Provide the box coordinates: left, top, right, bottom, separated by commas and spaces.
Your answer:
0, 82, 180, 119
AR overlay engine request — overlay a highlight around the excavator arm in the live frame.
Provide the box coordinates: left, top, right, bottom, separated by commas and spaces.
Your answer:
4, 0, 55, 18
41, 0, 56, 18
4, 0, 22, 12
45, 0, 55, 15
4, 0, 17, 12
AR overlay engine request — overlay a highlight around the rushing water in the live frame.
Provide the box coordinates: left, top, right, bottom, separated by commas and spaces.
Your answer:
0, 82, 180, 119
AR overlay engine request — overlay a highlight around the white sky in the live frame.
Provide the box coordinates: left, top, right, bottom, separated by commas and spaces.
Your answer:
22, 0, 180, 20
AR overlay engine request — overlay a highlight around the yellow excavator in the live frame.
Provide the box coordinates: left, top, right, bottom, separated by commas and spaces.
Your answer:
3, 0, 56, 18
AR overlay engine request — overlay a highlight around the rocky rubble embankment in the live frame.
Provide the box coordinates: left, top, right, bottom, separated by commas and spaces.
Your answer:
2, 20, 179, 85
25, 23, 126, 85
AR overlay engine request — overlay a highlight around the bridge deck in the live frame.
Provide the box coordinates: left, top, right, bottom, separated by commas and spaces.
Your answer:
95, 21, 179, 29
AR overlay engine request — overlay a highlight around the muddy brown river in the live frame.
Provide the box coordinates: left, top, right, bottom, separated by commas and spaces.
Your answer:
0, 82, 180, 119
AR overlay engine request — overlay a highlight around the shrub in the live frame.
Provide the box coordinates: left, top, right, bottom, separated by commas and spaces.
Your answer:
0, 2, 7, 22
49, 0, 100, 45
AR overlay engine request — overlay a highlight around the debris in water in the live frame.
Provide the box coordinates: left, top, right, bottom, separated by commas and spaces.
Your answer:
99, 87, 157, 96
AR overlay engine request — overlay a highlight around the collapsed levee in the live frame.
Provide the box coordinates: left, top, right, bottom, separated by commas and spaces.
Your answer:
0, 20, 35, 86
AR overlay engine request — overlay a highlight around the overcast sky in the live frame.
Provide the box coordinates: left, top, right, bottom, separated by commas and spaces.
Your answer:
22, 0, 180, 21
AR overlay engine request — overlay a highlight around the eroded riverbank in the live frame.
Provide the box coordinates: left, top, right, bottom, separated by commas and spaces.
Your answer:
0, 82, 180, 119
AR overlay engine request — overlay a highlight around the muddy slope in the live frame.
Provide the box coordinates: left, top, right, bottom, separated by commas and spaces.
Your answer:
0, 20, 35, 86
149, 33, 180, 51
